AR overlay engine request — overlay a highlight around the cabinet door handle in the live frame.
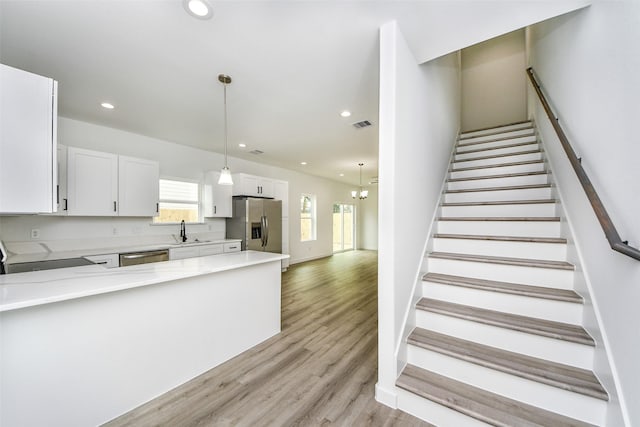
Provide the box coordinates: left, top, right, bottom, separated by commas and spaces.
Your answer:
63, 198, 68, 211
56, 184, 60, 204
113, 201, 117, 212
214, 206, 217, 214
156, 202, 159, 213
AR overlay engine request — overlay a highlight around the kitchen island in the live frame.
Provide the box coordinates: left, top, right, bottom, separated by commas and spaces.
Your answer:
0, 250, 287, 427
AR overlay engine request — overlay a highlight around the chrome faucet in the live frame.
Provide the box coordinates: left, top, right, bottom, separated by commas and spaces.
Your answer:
179, 220, 187, 242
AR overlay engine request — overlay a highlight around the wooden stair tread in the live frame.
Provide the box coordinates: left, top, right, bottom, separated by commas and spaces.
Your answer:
445, 183, 551, 194
422, 273, 581, 303
454, 149, 542, 164
428, 251, 574, 270
417, 298, 594, 345
456, 140, 539, 155
433, 233, 566, 244
450, 159, 544, 173
459, 120, 532, 137
457, 131, 536, 147
407, 328, 607, 400
447, 170, 548, 183
437, 216, 560, 222
441, 199, 557, 207
397, 365, 597, 427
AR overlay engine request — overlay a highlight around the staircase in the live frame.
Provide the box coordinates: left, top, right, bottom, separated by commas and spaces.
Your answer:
395, 122, 609, 426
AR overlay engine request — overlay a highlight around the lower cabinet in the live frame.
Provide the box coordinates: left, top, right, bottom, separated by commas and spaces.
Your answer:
169, 242, 240, 260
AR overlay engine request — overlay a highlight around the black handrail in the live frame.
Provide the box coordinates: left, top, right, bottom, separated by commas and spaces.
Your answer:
527, 67, 640, 261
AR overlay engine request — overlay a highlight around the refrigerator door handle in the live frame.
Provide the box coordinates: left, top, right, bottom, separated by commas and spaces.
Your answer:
260, 215, 267, 247
264, 216, 269, 247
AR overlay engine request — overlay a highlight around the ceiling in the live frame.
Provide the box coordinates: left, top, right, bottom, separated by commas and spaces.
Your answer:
0, 0, 589, 186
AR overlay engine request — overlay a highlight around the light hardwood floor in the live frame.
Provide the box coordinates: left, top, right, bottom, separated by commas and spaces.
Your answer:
105, 250, 432, 427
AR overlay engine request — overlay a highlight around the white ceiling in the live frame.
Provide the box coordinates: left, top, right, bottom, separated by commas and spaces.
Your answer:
0, 0, 589, 186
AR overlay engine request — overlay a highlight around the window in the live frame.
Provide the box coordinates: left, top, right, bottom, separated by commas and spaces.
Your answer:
153, 178, 200, 224
300, 193, 316, 241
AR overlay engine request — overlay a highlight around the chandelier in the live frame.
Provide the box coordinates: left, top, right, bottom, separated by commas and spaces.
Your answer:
351, 163, 368, 200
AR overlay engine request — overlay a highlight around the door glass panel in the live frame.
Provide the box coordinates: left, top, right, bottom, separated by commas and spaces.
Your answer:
333, 203, 355, 252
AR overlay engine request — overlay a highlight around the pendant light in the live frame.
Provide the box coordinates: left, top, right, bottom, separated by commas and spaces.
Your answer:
351, 163, 368, 200
217, 74, 234, 185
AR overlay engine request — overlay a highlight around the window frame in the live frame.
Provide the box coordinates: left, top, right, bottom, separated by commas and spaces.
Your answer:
152, 176, 203, 225
300, 193, 317, 242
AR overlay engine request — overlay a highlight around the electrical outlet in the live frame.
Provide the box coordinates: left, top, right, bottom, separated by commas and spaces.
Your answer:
31, 229, 41, 239
112, 227, 118, 235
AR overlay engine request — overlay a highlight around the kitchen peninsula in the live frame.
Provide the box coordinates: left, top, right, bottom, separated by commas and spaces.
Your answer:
0, 250, 288, 426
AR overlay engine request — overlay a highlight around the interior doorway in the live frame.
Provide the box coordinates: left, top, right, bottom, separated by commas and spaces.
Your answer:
333, 203, 355, 252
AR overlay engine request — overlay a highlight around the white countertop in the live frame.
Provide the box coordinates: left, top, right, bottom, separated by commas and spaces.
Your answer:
5, 238, 242, 264
0, 250, 288, 313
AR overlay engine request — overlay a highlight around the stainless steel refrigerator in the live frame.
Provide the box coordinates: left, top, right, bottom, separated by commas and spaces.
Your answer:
226, 197, 282, 253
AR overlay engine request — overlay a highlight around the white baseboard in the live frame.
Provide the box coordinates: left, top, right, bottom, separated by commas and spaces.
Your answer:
375, 383, 398, 408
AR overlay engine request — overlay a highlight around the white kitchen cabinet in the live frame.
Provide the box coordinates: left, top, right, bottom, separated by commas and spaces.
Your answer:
281, 217, 290, 271
0, 64, 58, 214
273, 179, 289, 216
169, 246, 200, 260
67, 147, 118, 216
232, 173, 274, 198
66, 147, 159, 217
203, 171, 233, 217
119, 155, 160, 217
223, 242, 241, 253
199, 244, 224, 256
169, 242, 236, 260
45, 144, 68, 216
273, 179, 289, 270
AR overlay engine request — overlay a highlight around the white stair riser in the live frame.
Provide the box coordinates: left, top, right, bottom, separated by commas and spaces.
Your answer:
432, 237, 567, 261
444, 187, 552, 203
421, 283, 582, 324
458, 134, 537, 152
437, 220, 561, 238
447, 174, 549, 190
450, 162, 545, 179
427, 257, 574, 289
460, 125, 534, 141
453, 152, 543, 169
397, 388, 492, 427
440, 202, 557, 217
415, 310, 594, 369
455, 142, 540, 160
406, 346, 606, 425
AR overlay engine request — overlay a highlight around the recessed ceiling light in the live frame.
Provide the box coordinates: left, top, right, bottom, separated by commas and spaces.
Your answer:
340, 110, 351, 118
300, 162, 307, 165
101, 102, 114, 109
339, 173, 344, 177
238, 143, 247, 148
183, 0, 213, 20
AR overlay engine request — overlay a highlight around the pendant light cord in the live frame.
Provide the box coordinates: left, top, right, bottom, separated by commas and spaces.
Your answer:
223, 82, 228, 168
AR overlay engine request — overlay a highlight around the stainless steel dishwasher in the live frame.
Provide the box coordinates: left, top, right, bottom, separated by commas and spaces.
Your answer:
119, 249, 169, 266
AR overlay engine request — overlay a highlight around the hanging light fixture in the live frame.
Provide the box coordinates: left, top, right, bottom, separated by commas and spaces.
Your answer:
217, 74, 233, 185
351, 163, 368, 200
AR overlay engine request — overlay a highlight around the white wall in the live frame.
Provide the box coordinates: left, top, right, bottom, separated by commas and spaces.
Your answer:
0, 117, 365, 264
358, 186, 378, 250
529, 2, 640, 425
376, 21, 460, 407
461, 29, 527, 131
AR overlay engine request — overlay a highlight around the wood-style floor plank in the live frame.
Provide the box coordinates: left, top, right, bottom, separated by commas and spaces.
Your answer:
104, 250, 432, 427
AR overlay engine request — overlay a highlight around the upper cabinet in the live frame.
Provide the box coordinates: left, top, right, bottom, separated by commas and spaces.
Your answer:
67, 147, 118, 216
66, 147, 159, 217
232, 173, 274, 198
203, 171, 233, 217
118, 155, 160, 217
0, 64, 58, 214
